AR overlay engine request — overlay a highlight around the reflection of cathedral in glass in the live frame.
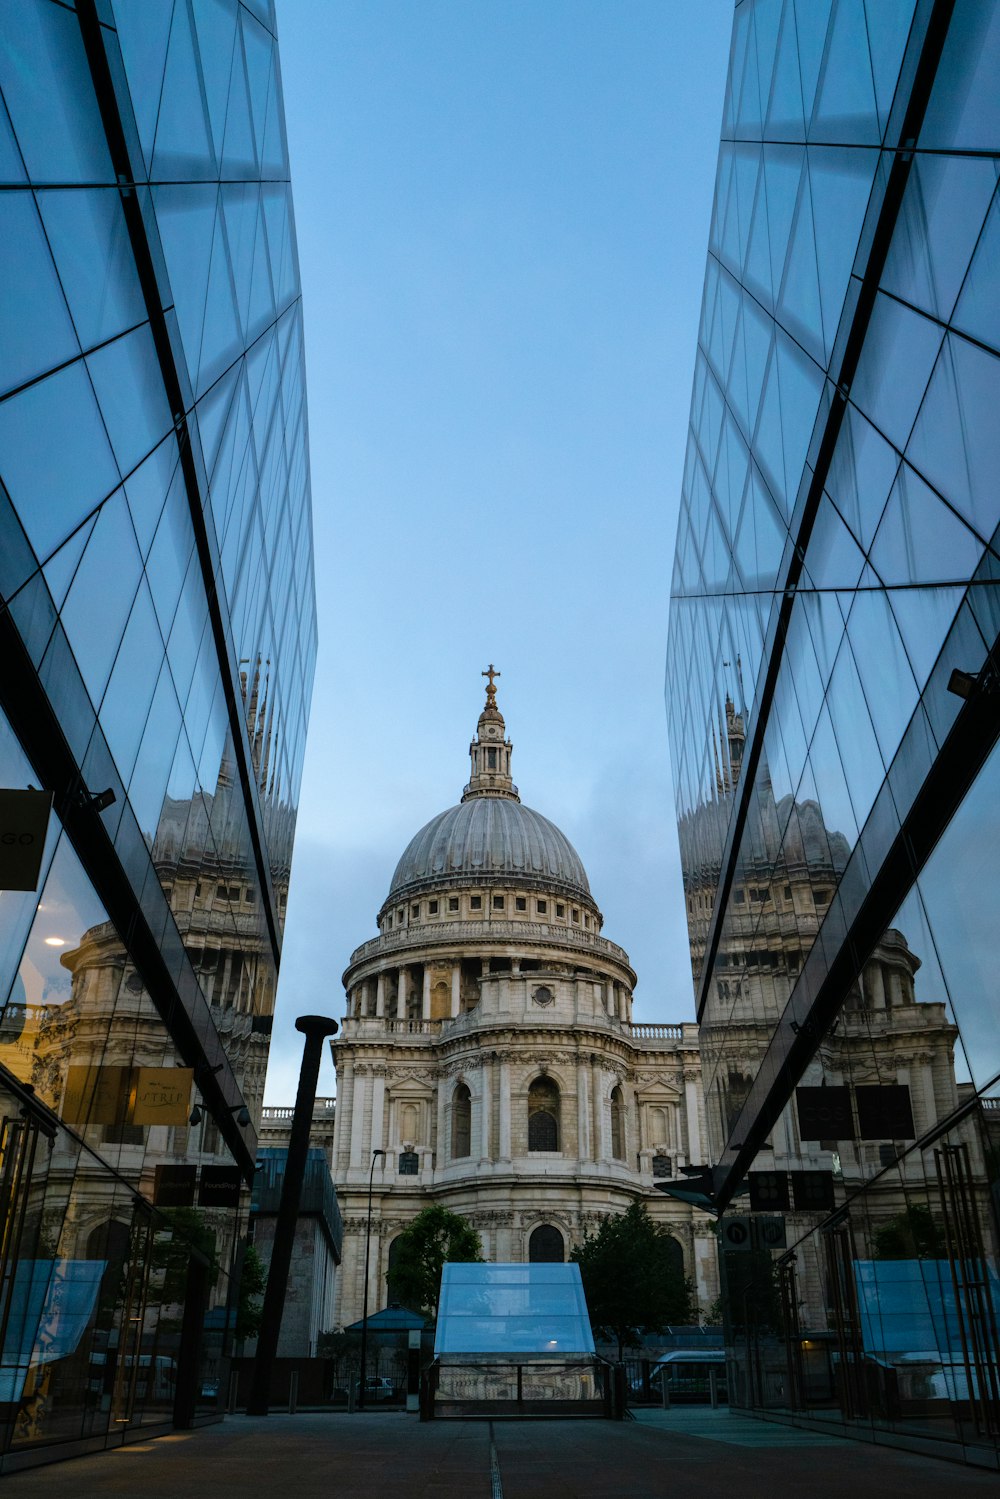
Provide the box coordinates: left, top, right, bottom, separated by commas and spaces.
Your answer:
0, 1, 313, 1469
666, 0, 1000, 1466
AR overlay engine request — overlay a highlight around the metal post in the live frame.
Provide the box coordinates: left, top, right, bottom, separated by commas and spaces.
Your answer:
288, 1370, 299, 1414
710, 1367, 719, 1408
247, 1015, 338, 1416
357, 1148, 386, 1410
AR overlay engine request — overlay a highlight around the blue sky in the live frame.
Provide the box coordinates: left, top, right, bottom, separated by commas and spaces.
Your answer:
264, 0, 733, 1101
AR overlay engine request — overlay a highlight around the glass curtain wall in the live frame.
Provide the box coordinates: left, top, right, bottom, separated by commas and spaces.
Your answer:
0, 0, 314, 1465
666, 0, 1000, 1466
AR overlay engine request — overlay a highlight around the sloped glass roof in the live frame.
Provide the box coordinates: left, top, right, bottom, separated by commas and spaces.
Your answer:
434, 1263, 595, 1356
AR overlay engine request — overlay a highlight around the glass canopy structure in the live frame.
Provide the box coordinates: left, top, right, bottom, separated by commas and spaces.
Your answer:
434, 1264, 596, 1357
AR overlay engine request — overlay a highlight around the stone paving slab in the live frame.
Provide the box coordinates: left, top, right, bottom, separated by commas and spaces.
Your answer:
2, 1409, 998, 1497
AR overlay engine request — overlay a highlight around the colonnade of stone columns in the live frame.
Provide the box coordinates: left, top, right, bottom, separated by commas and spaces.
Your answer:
349, 960, 475, 1021
348, 964, 636, 1024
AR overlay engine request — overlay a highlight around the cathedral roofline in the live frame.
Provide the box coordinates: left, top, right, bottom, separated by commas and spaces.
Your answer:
461, 664, 519, 802
379, 673, 596, 916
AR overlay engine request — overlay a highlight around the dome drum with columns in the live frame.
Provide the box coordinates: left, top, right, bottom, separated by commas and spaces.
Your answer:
330, 672, 716, 1331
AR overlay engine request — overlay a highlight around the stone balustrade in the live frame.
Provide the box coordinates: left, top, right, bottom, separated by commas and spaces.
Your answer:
347, 918, 633, 971
625, 1023, 685, 1041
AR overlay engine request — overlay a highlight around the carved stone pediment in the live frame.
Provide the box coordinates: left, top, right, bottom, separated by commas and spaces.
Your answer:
387, 1069, 434, 1090
634, 1076, 682, 1099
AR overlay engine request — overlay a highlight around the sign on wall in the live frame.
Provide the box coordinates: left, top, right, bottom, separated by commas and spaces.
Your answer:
0, 789, 53, 891
795, 1086, 854, 1140
131, 1067, 193, 1125
855, 1084, 915, 1140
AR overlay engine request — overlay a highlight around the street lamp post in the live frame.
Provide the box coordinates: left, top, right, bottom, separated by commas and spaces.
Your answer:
247, 1014, 338, 1416
357, 1148, 386, 1411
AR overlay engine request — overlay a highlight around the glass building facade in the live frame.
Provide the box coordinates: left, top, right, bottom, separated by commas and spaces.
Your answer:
666, 0, 1000, 1468
0, 0, 315, 1468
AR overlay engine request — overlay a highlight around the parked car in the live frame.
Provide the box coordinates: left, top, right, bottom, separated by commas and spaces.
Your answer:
355, 1377, 397, 1401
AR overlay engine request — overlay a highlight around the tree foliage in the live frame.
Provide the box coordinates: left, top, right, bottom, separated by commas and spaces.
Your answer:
316, 1329, 360, 1362
389, 1204, 483, 1317
571, 1202, 695, 1358
871, 1204, 944, 1260
235, 1241, 266, 1341
154, 1208, 219, 1305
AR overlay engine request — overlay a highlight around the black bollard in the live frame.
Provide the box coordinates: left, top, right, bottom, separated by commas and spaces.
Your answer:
247, 1014, 338, 1415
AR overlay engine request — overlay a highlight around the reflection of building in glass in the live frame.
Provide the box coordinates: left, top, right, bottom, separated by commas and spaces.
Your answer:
666, 0, 1000, 1466
0, 2, 313, 1470
331, 682, 717, 1330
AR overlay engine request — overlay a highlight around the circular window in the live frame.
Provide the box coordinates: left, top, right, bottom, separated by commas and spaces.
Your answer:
532, 985, 554, 1007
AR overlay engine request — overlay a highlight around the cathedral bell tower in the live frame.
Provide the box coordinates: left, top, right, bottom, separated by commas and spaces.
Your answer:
462, 664, 519, 802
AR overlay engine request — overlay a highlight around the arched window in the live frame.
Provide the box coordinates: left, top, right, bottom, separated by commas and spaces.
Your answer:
723, 1069, 752, 1135
528, 1077, 560, 1152
452, 1083, 471, 1159
386, 1235, 403, 1304
528, 1224, 564, 1262
663, 1235, 684, 1278
610, 1085, 625, 1160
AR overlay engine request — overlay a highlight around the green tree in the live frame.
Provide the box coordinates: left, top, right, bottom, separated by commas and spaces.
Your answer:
389, 1205, 483, 1318
154, 1208, 220, 1304
871, 1204, 944, 1260
571, 1202, 694, 1359
316, 1329, 360, 1361
235, 1242, 266, 1341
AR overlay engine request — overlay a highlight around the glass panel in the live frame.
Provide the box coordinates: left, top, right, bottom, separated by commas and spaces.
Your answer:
98, 580, 163, 786
809, 0, 880, 145
825, 401, 900, 552
0, 192, 78, 395
191, 0, 239, 164
0, 0, 114, 183
87, 325, 174, 478
151, 0, 216, 180
916, 733, 1000, 1091
36, 188, 148, 351
906, 334, 1000, 550
151, 185, 219, 389
863, 0, 915, 134
881, 154, 996, 326
60, 492, 143, 706
844, 587, 918, 768
0, 362, 120, 563
919, 2, 1000, 151
808, 146, 878, 356
777, 161, 824, 360
870, 465, 985, 586
824, 631, 885, 832
953, 188, 1000, 355
127, 662, 183, 844
113, 0, 176, 173
850, 292, 943, 453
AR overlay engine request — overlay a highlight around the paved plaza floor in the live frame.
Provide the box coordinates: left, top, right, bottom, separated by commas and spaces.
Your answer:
4, 1409, 999, 1497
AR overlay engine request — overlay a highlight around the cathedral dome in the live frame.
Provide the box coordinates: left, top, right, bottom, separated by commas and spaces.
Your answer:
381, 667, 593, 910
388, 797, 592, 904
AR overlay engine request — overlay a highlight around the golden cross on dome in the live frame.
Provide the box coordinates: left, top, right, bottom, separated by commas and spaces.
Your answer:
482, 663, 500, 702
